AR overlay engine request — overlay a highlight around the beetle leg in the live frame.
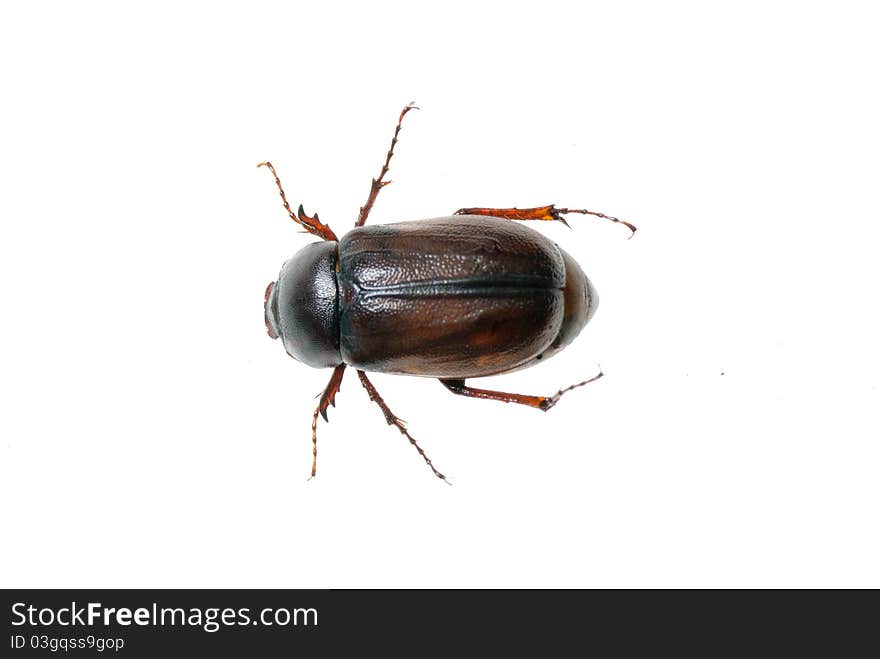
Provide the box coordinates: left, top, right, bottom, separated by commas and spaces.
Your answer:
440, 369, 604, 411
308, 364, 346, 479
454, 204, 636, 238
356, 370, 450, 483
354, 102, 419, 228
258, 161, 338, 241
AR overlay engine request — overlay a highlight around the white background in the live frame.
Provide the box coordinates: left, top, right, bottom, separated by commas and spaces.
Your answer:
2, 1, 878, 588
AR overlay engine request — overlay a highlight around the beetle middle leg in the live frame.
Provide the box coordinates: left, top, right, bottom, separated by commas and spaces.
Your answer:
354, 102, 418, 228
258, 161, 338, 241
308, 364, 346, 479
440, 369, 604, 412
454, 204, 636, 237
356, 370, 449, 483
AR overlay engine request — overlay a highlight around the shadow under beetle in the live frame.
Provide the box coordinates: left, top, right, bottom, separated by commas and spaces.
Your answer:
260, 103, 635, 482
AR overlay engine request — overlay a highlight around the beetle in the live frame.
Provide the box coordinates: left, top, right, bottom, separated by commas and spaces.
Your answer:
260, 103, 635, 482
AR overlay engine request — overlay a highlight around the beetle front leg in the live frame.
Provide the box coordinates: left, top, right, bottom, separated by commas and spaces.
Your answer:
454, 204, 636, 238
258, 161, 338, 241
356, 370, 449, 483
308, 364, 346, 479
354, 102, 418, 228
440, 369, 604, 411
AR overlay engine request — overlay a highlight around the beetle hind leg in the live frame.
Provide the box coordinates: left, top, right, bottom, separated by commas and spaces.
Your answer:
356, 370, 449, 483
453, 204, 636, 238
308, 364, 346, 479
441, 369, 604, 412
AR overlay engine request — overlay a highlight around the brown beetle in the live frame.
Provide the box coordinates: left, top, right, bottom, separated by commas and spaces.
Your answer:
261, 104, 634, 481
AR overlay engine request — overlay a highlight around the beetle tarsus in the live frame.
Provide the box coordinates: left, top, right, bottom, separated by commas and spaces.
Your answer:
357, 370, 450, 484
557, 208, 637, 238
354, 102, 418, 228
309, 364, 347, 478
542, 369, 605, 411
309, 409, 320, 479
258, 161, 338, 241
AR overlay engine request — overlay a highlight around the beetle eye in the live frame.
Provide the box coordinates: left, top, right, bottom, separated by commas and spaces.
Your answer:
264, 281, 279, 339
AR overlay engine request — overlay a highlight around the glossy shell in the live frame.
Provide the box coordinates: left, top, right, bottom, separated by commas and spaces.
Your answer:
267, 241, 341, 368
335, 216, 597, 378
